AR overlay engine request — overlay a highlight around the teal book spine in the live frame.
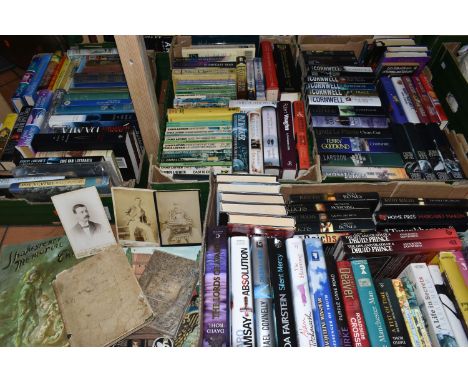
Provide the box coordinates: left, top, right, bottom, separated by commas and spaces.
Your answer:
351, 259, 391, 347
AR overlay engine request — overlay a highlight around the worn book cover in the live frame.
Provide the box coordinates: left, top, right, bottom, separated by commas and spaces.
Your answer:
138, 250, 199, 339
0, 236, 80, 346
52, 245, 154, 346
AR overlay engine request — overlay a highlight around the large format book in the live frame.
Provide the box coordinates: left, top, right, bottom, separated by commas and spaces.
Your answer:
428, 265, 468, 347
53, 246, 154, 346
229, 236, 255, 347
267, 238, 298, 347
0, 236, 80, 346
336, 261, 370, 347
304, 238, 341, 346
251, 237, 276, 347
351, 259, 391, 347
375, 279, 412, 346
285, 237, 317, 346
202, 227, 230, 347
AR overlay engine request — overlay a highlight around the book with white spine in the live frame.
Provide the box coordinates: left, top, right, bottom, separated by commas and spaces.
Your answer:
391, 77, 420, 123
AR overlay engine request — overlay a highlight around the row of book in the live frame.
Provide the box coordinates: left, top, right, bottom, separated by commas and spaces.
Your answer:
0, 45, 145, 202
160, 100, 312, 180
203, 231, 468, 347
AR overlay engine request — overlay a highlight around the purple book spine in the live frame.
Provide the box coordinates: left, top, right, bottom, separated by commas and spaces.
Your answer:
202, 226, 230, 347
380, 56, 430, 75
276, 101, 297, 179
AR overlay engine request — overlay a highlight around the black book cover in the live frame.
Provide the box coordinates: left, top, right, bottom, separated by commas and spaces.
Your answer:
429, 124, 465, 180
296, 219, 375, 234
307, 105, 386, 117
324, 253, 352, 347
274, 44, 301, 93
419, 125, 450, 180
267, 238, 298, 347
404, 124, 437, 180
313, 127, 393, 139
287, 202, 374, 214
31, 130, 138, 181
390, 124, 424, 180
289, 192, 379, 204
376, 279, 412, 346
291, 210, 373, 223
0, 106, 32, 169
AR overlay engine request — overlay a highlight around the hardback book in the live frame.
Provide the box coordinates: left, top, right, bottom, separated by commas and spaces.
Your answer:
304, 238, 341, 346
229, 236, 255, 347
276, 101, 297, 179
336, 260, 370, 347
232, 113, 249, 173
428, 265, 468, 347
267, 238, 298, 347
288, 192, 380, 204
274, 44, 301, 93
261, 106, 281, 175
292, 100, 311, 176
285, 237, 317, 346
411, 75, 439, 124
216, 173, 278, 184
53, 245, 154, 346
418, 73, 448, 129
0, 236, 81, 346
260, 41, 279, 101
219, 192, 284, 205
351, 259, 391, 347
376, 197, 468, 210
226, 214, 295, 238
375, 279, 412, 346
247, 111, 264, 174
251, 237, 276, 347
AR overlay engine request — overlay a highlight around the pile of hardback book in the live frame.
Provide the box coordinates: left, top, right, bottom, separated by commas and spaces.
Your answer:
0, 44, 145, 202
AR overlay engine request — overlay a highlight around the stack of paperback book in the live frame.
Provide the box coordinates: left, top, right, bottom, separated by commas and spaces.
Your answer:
203, 230, 468, 347
373, 197, 468, 232
287, 192, 378, 235
214, 174, 294, 237
0, 44, 145, 202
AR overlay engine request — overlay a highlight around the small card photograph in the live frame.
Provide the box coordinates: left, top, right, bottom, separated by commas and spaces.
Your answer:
51, 186, 116, 258
155, 189, 203, 246
112, 187, 160, 246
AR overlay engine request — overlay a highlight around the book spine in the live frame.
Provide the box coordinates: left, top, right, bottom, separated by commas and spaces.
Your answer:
160, 165, 231, 176
247, 111, 264, 174
285, 237, 317, 346
0, 114, 18, 156
232, 113, 249, 173
304, 238, 341, 346
288, 192, 379, 204
53, 57, 71, 90
321, 166, 407, 181
391, 77, 420, 123
293, 100, 311, 172
0, 175, 65, 189
351, 259, 391, 347
311, 116, 389, 129
453, 251, 468, 287
0, 106, 32, 169
374, 211, 467, 224
261, 106, 280, 174
246, 59, 256, 101
419, 73, 448, 128
48, 55, 67, 91
390, 124, 424, 180
438, 252, 468, 334
317, 137, 395, 154
260, 41, 279, 101
336, 261, 370, 346
391, 278, 423, 346
37, 52, 62, 91
274, 44, 300, 93
412, 76, 439, 124
400, 276, 433, 346
229, 236, 255, 347
11, 55, 44, 112
235, 56, 248, 100
203, 227, 230, 347
342, 228, 458, 245
401, 76, 430, 124
308, 95, 381, 107
319, 152, 404, 168
287, 202, 373, 213
428, 265, 468, 347
251, 237, 276, 347
314, 127, 393, 139
276, 101, 297, 179
404, 124, 437, 180
307, 65, 374, 74
324, 253, 352, 346
376, 279, 412, 346
9, 176, 110, 194
378, 197, 468, 209
291, 210, 373, 223
304, 82, 376, 91
305, 88, 378, 97
305, 75, 375, 84
267, 238, 298, 347
22, 54, 52, 105
253, 58, 266, 101
379, 76, 408, 124
296, 219, 375, 235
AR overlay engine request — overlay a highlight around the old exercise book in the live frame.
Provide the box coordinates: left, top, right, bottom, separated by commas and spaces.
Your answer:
52, 245, 154, 346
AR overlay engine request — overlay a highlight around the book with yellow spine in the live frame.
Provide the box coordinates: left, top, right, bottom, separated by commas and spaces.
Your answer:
0, 113, 19, 156
167, 107, 240, 122
439, 251, 468, 330
52, 56, 71, 91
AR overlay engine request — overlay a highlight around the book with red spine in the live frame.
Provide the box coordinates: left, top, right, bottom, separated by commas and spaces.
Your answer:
260, 41, 279, 101
293, 100, 311, 175
336, 260, 371, 347
419, 73, 448, 128
401, 76, 430, 124
411, 75, 439, 124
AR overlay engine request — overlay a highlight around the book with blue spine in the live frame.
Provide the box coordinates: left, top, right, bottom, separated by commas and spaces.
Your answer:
379, 76, 408, 124
16, 90, 54, 158
232, 113, 249, 173
317, 137, 396, 154
253, 58, 266, 101
54, 103, 135, 115
304, 238, 341, 346
351, 259, 391, 347
11, 55, 46, 112
22, 53, 53, 106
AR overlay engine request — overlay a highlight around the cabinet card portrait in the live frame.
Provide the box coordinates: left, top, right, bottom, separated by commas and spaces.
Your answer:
155, 189, 203, 246
51, 186, 116, 258
112, 187, 160, 247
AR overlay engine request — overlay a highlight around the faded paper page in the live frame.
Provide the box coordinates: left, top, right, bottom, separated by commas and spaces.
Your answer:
53, 245, 154, 346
